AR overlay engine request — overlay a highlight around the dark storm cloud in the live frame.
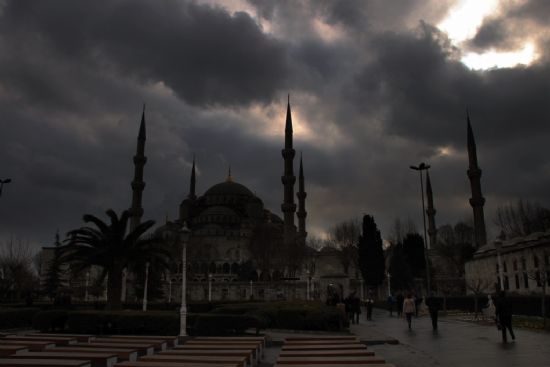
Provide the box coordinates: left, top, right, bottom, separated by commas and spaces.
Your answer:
2, 0, 550, 251
351, 23, 550, 149
1, 0, 288, 107
469, 19, 511, 50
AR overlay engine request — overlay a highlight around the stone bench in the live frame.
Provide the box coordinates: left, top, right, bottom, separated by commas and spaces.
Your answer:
82, 343, 153, 357
282, 344, 367, 351
279, 349, 375, 358
106, 336, 178, 348
275, 364, 395, 367
115, 362, 238, 367
25, 334, 94, 343
0, 358, 91, 367
284, 337, 357, 342
10, 351, 117, 367
277, 355, 386, 365
163, 349, 253, 367
91, 339, 165, 352
0, 341, 55, 352
185, 340, 263, 357
140, 354, 247, 367
4, 336, 77, 346
194, 337, 266, 349
53, 347, 138, 362
175, 345, 258, 365
284, 340, 360, 345
0, 346, 28, 357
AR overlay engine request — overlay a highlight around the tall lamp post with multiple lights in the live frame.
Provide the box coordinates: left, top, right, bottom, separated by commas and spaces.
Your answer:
0, 178, 12, 197
410, 162, 431, 295
164, 221, 191, 337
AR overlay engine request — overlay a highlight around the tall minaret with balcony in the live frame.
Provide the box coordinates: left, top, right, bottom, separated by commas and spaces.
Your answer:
296, 154, 307, 246
281, 97, 297, 252
129, 105, 147, 231
467, 112, 487, 247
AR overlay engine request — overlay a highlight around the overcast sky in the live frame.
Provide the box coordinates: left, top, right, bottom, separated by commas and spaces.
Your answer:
1, 0, 550, 250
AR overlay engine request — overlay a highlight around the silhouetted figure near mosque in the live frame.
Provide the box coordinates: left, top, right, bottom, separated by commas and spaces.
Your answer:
495, 290, 515, 342
426, 292, 443, 331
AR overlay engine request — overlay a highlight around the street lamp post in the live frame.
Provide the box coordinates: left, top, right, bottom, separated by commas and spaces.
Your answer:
306, 270, 310, 300
0, 178, 12, 197
410, 162, 432, 295
168, 278, 172, 304
208, 274, 212, 302
387, 272, 391, 297
142, 262, 150, 311
494, 240, 505, 291
164, 221, 191, 337
85, 272, 90, 302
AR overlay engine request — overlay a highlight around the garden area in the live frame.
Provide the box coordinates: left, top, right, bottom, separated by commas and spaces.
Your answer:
0, 300, 349, 336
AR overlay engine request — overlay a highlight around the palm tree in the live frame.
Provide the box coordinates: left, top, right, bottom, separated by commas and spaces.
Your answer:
61, 209, 167, 310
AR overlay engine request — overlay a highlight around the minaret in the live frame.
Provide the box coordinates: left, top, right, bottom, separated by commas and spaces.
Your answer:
129, 105, 147, 231
296, 153, 307, 245
425, 171, 437, 249
467, 112, 487, 247
281, 96, 297, 250
188, 156, 197, 200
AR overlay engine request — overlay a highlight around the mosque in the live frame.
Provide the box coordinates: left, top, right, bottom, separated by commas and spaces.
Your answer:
125, 99, 359, 302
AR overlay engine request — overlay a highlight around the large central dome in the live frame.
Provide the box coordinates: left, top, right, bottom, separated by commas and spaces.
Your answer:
204, 180, 254, 198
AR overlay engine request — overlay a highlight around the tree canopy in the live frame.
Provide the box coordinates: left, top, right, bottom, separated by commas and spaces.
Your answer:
358, 215, 385, 287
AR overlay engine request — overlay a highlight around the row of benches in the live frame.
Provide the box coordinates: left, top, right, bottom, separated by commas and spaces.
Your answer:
0, 333, 264, 367
275, 336, 395, 367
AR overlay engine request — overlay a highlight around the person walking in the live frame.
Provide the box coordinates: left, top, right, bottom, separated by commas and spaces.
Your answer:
349, 292, 361, 324
403, 293, 416, 331
425, 292, 442, 331
365, 295, 374, 321
495, 290, 515, 342
387, 294, 395, 316
396, 293, 404, 318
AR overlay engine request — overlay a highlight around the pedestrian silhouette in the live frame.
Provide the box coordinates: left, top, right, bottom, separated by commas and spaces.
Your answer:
403, 293, 416, 330
495, 290, 515, 342
426, 292, 442, 331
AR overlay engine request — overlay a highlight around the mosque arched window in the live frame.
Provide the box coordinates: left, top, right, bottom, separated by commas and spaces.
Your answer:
216, 264, 223, 274
209, 262, 216, 274
222, 263, 230, 274
231, 263, 239, 274
513, 259, 518, 271
201, 263, 208, 274
534, 255, 539, 268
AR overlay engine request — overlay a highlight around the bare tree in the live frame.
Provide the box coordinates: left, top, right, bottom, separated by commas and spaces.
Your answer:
0, 237, 39, 300
494, 200, 550, 239
327, 218, 361, 275
388, 217, 418, 244
465, 265, 492, 319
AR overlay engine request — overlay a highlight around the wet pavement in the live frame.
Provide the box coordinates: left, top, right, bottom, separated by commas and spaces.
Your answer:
350, 308, 550, 367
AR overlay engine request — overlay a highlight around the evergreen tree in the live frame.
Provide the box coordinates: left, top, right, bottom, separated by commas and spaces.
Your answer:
358, 215, 385, 287
402, 233, 426, 277
43, 231, 65, 301
388, 243, 414, 290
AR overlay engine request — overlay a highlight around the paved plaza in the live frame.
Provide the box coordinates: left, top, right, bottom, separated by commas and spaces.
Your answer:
351, 308, 550, 367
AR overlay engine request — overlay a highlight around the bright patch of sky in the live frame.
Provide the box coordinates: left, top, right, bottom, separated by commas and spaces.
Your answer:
438, 0, 537, 69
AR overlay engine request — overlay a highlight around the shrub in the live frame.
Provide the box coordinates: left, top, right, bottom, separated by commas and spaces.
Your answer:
66, 311, 179, 335
190, 313, 265, 336
32, 310, 68, 332
0, 308, 40, 330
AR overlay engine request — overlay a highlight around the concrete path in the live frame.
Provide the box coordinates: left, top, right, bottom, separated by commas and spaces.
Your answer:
350, 308, 550, 367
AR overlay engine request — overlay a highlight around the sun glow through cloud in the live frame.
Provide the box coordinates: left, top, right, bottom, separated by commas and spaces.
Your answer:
438, 0, 537, 70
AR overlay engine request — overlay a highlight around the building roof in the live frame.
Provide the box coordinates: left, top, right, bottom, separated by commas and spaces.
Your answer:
473, 230, 550, 259
204, 180, 254, 198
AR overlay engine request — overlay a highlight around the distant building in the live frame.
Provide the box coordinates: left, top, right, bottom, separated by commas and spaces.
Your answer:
465, 231, 550, 295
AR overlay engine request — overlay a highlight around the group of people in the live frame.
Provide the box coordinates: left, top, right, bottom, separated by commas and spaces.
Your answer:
334, 289, 516, 343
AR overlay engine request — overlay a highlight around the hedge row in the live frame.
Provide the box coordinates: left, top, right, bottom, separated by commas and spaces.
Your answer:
31, 310, 263, 336
212, 301, 347, 331
0, 308, 40, 330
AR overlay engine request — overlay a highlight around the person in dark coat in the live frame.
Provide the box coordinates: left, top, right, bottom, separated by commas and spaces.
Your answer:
495, 290, 515, 342
396, 293, 404, 318
365, 295, 374, 321
351, 293, 361, 324
425, 292, 443, 330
